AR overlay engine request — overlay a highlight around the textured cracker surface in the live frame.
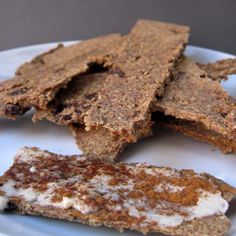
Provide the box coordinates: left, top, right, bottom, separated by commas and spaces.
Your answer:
153, 57, 236, 139
33, 73, 107, 125
0, 34, 122, 119
84, 20, 189, 140
69, 125, 126, 161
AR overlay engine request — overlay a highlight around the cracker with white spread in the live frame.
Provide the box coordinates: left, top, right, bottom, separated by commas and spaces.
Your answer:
0, 147, 235, 236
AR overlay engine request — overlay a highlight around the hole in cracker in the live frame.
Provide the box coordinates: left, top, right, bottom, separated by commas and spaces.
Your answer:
87, 62, 108, 74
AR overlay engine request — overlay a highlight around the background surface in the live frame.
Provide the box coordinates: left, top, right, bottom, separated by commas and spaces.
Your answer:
0, 0, 236, 53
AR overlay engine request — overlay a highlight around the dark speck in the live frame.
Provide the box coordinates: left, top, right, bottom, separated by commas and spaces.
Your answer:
9, 87, 28, 96
84, 93, 97, 100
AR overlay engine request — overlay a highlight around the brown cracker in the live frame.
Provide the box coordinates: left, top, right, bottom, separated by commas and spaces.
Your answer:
84, 19, 189, 141
69, 126, 126, 161
69, 119, 153, 161
33, 73, 107, 125
153, 56, 236, 139
0, 34, 122, 119
198, 58, 236, 81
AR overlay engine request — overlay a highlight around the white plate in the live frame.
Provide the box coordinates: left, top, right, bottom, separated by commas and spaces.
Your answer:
0, 42, 236, 236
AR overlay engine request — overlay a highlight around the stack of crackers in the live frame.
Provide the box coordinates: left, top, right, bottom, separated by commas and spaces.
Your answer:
1, 20, 236, 160
0, 20, 236, 235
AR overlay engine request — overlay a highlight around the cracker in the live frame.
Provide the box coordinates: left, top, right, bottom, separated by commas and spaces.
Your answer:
0, 34, 122, 119
1, 147, 235, 235
84, 20, 189, 141
198, 58, 236, 81
153, 56, 236, 139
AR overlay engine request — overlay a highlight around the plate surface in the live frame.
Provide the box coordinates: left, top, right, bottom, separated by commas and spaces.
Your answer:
0, 42, 236, 236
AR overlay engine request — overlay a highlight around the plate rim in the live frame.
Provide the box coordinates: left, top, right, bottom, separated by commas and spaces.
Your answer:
0, 41, 235, 58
